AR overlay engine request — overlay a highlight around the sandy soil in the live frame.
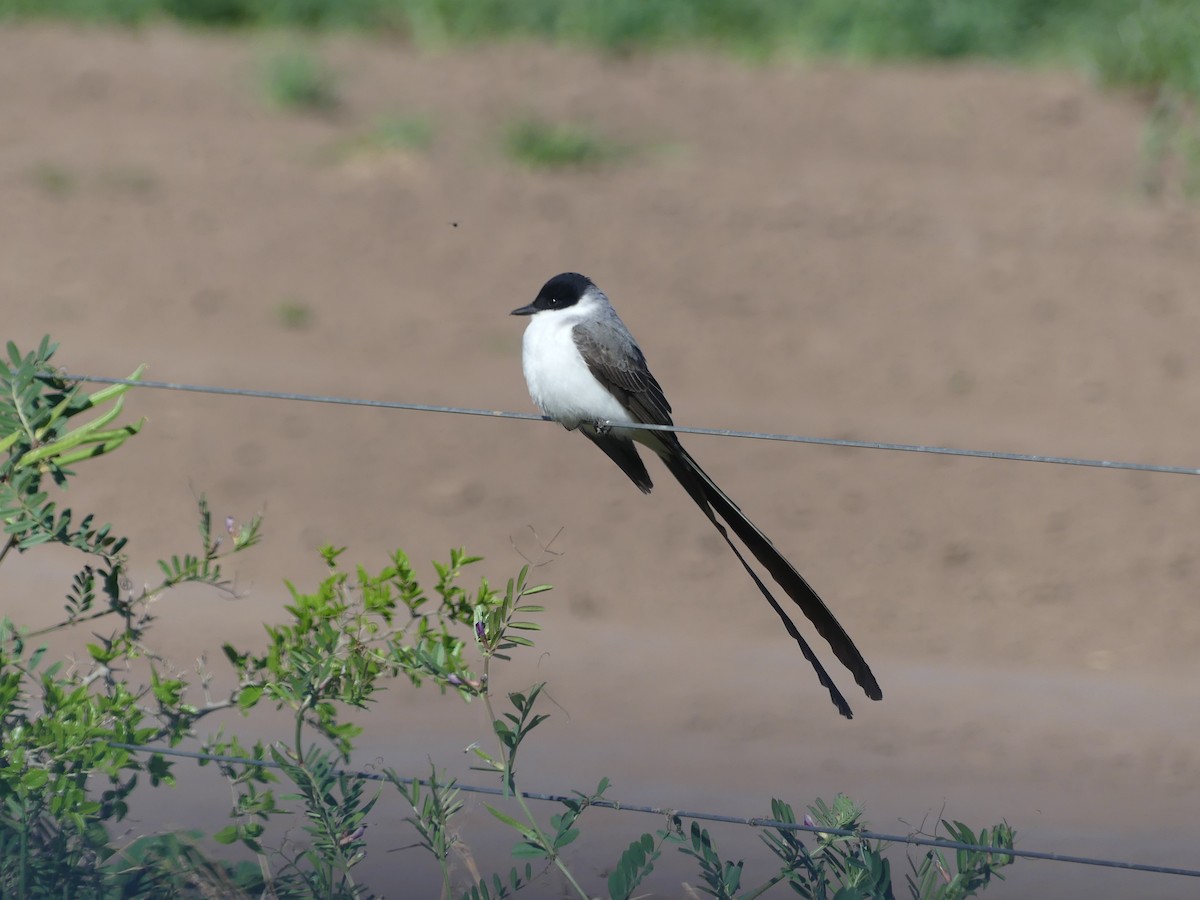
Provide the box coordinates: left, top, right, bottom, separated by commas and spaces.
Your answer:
3, 24, 1199, 898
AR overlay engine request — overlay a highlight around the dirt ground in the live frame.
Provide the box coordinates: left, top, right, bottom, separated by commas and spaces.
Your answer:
4, 24, 1200, 897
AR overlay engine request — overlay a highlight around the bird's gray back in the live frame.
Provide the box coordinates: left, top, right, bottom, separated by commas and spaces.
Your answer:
571, 306, 674, 428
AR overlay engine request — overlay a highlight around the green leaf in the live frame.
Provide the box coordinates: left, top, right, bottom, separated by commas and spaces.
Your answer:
511, 841, 549, 859
485, 804, 534, 836
610, 832, 662, 900
213, 825, 239, 845
86, 642, 111, 663
722, 860, 743, 892
238, 684, 265, 710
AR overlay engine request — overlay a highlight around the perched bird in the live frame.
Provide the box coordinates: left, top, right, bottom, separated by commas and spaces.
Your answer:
512, 272, 881, 718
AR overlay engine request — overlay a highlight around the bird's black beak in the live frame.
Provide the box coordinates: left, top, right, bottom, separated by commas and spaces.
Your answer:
510, 303, 538, 316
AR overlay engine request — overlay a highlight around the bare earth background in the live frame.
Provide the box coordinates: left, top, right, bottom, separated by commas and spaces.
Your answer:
4, 24, 1200, 897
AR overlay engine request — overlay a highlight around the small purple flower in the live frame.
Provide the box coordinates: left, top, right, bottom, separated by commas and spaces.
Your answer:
804, 814, 816, 829
448, 673, 483, 691
475, 621, 486, 641
225, 516, 236, 535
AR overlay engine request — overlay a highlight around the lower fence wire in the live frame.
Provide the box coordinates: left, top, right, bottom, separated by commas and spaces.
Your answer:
108, 742, 1200, 880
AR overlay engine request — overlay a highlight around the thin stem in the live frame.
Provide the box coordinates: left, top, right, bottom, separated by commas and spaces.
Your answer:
258, 855, 277, 900
17, 796, 28, 900
742, 871, 790, 900
293, 704, 305, 765
26, 606, 119, 638
480, 652, 588, 900
11, 381, 36, 444
0, 534, 16, 569
480, 654, 504, 789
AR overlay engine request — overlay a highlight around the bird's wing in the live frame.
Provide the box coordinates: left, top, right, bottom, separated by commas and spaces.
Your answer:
572, 319, 673, 427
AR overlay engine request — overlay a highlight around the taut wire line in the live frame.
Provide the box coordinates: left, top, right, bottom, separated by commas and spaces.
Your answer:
66, 375, 1200, 478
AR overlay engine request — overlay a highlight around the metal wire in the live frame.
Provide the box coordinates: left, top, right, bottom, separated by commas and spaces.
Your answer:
73, 373, 1197, 881
108, 742, 1200, 880
67, 375, 1200, 477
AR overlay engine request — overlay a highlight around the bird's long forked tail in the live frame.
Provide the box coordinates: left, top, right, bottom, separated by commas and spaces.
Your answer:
657, 441, 882, 719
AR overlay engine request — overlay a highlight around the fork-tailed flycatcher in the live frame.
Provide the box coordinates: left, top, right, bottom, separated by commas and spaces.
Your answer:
512, 272, 881, 718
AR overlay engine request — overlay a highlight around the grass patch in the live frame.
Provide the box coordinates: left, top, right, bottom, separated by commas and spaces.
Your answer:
323, 115, 434, 171
261, 46, 339, 112
503, 118, 627, 170
1140, 91, 1200, 198
354, 114, 434, 152
27, 161, 76, 197
276, 298, 313, 329
2, 1, 1199, 104
1087, 0, 1200, 96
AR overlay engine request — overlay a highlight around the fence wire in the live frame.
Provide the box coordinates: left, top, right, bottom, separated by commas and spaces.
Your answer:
66, 375, 1200, 477
107, 743, 1200, 880
63, 373, 1199, 884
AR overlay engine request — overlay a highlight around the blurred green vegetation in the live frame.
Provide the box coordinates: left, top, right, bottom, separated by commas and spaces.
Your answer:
358, 114, 434, 151
1, 0, 1198, 99
504, 118, 628, 169
261, 44, 340, 110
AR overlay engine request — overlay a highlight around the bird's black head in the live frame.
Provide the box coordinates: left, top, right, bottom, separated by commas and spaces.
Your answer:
511, 272, 593, 316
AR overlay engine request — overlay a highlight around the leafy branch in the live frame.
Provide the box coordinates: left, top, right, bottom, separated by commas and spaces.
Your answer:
0, 338, 1020, 898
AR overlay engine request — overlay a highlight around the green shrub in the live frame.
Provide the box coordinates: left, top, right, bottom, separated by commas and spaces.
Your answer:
504, 118, 627, 169
0, 337, 1017, 898
261, 45, 339, 111
1, 1, 1199, 105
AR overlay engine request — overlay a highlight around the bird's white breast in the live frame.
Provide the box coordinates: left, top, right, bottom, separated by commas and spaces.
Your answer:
521, 310, 632, 430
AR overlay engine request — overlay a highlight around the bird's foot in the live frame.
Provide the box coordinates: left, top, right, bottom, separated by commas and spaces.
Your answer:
592, 418, 613, 435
